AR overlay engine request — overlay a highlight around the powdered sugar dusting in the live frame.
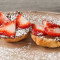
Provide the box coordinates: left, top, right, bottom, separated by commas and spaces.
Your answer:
37, 33, 43, 36
5, 11, 20, 21
23, 14, 42, 24
0, 46, 60, 60
22, 12, 60, 26
16, 27, 30, 37
0, 35, 8, 38
22, 12, 60, 41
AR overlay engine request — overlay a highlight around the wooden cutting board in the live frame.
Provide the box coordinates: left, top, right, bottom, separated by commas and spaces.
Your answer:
0, 11, 60, 60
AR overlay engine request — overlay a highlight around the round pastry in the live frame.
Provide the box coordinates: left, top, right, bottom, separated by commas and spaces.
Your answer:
30, 11, 60, 48
0, 11, 31, 42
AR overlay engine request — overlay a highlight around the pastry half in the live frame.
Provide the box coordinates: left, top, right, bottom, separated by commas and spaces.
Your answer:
31, 22, 60, 48
0, 11, 31, 42
30, 11, 60, 48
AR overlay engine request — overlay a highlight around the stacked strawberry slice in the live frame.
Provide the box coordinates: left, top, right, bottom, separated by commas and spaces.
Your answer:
0, 20, 16, 38
0, 12, 16, 38
0, 12, 10, 26
0, 12, 31, 38
32, 24, 46, 36
32, 20, 60, 37
16, 14, 31, 29
43, 20, 60, 37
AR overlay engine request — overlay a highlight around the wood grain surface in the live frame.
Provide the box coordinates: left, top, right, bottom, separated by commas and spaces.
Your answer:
0, 0, 60, 12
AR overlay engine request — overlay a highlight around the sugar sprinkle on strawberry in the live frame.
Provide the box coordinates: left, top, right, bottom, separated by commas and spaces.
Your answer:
42, 20, 60, 27
0, 20, 16, 38
0, 12, 10, 26
32, 24, 46, 36
16, 14, 31, 29
45, 27, 60, 37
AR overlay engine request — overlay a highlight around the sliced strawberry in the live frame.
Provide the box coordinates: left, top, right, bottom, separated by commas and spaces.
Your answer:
0, 12, 10, 25
16, 14, 31, 29
32, 24, 46, 36
0, 20, 16, 38
42, 20, 60, 27
45, 27, 60, 37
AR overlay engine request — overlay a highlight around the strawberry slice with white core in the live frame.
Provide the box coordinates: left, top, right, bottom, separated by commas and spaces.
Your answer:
0, 12, 10, 25
45, 27, 60, 37
32, 24, 46, 36
42, 20, 60, 27
0, 21, 16, 38
16, 14, 31, 29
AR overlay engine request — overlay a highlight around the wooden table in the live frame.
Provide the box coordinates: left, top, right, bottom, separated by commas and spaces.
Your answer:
0, 0, 60, 12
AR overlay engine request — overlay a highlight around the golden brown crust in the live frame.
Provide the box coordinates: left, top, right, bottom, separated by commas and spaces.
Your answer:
2, 32, 29, 42
31, 34, 60, 48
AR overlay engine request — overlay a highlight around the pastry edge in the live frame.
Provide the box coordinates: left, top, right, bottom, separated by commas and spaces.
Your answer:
1, 32, 30, 42
31, 34, 60, 48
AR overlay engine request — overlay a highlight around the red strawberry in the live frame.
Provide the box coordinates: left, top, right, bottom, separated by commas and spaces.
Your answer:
16, 14, 31, 29
0, 12, 10, 25
42, 20, 60, 27
32, 24, 46, 36
0, 20, 16, 38
45, 27, 60, 37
